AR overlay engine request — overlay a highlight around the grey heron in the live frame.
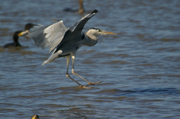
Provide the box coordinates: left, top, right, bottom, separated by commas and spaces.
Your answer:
28, 9, 116, 89
3, 30, 29, 48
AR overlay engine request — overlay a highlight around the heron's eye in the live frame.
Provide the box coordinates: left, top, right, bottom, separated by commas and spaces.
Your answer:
98, 29, 101, 32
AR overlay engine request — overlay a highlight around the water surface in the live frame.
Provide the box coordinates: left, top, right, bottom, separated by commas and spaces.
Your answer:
0, 0, 180, 119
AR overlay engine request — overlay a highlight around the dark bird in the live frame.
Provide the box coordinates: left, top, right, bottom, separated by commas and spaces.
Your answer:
3, 23, 36, 48
24, 23, 35, 30
63, 0, 85, 14
31, 115, 39, 119
3, 30, 28, 48
24, 23, 40, 38
28, 9, 116, 89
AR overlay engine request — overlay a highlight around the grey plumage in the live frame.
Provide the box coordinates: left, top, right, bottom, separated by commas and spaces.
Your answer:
28, 21, 67, 52
28, 9, 115, 88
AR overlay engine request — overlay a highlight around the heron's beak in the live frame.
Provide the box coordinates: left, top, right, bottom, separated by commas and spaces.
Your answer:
18, 30, 29, 37
102, 30, 116, 35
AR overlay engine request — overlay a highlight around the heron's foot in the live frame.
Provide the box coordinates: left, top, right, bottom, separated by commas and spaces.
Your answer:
86, 81, 102, 86
78, 85, 92, 89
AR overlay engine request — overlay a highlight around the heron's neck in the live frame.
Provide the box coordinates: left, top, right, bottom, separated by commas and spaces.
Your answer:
83, 31, 98, 46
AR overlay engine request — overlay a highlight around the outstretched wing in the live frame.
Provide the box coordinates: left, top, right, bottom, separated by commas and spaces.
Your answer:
70, 9, 98, 32
28, 20, 67, 52
54, 9, 98, 52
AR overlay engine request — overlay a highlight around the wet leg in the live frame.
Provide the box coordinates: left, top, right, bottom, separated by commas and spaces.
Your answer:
71, 55, 101, 86
66, 56, 91, 89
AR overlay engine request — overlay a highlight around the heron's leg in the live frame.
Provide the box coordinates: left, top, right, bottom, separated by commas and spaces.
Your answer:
66, 56, 81, 86
65, 56, 91, 89
71, 55, 101, 86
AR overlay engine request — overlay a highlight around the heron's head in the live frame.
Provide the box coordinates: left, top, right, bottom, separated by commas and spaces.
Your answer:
87, 27, 116, 36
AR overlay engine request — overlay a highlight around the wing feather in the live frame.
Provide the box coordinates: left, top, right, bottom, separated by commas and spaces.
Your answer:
70, 9, 98, 32
55, 9, 98, 51
29, 9, 98, 53
28, 20, 67, 52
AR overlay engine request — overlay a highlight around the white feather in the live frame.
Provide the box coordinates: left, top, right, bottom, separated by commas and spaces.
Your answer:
28, 20, 67, 52
42, 50, 63, 66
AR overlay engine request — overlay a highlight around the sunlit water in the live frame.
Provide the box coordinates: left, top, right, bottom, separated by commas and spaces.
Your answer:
0, 0, 180, 119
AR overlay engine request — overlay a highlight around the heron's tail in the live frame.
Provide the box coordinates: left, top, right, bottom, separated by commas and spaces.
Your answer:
42, 50, 62, 66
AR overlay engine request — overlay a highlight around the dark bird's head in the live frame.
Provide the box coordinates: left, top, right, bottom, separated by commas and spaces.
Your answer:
24, 23, 38, 38
31, 114, 39, 119
13, 31, 27, 40
24, 23, 35, 30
